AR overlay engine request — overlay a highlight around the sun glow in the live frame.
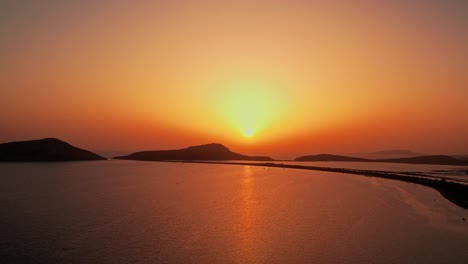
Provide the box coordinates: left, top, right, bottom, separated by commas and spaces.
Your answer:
214, 79, 285, 141
243, 129, 253, 137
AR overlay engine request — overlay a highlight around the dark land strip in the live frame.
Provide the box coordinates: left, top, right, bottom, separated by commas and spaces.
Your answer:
174, 160, 468, 209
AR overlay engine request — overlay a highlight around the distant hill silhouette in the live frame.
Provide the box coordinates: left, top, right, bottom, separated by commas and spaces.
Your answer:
295, 153, 467, 166
377, 155, 465, 165
295, 154, 368, 162
114, 143, 273, 161
453, 155, 468, 162
0, 138, 106, 161
365, 150, 422, 156
353, 149, 423, 159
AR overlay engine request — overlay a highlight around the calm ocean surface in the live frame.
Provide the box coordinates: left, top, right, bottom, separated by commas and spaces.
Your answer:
1, 160, 467, 264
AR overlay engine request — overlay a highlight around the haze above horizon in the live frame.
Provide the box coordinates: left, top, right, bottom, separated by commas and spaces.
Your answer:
1, 1, 467, 158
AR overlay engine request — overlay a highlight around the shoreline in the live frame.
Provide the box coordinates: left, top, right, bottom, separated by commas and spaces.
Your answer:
174, 160, 468, 209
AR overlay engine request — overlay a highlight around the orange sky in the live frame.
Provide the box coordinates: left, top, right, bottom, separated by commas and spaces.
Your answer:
1, 1, 467, 158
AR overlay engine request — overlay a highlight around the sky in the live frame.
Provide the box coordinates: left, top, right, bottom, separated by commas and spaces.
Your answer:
1, 0, 467, 158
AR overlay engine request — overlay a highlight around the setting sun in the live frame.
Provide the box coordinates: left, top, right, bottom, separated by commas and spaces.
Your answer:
243, 129, 253, 137
213, 79, 286, 141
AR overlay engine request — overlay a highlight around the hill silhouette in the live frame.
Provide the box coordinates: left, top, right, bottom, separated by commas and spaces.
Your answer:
353, 149, 423, 159
364, 150, 422, 156
454, 155, 468, 163
0, 138, 106, 161
377, 155, 465, 165
295, 153, 466, 166
114, 143, 273, 161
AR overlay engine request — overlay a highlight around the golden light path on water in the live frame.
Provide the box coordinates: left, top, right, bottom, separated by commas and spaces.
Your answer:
237, 165, 258, 263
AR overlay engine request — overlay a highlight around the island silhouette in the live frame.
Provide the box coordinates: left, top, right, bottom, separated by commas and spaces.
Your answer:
0, 138, 106, 161
0, 138, 467, 208
352, 149, 425, 159
111, 143, 467, 208
114, 143, 273, 161
295, 153, 467, 166
364, 149, 423, 156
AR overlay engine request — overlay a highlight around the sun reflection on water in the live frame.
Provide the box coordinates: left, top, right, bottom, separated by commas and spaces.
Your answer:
236, 165, 259, 262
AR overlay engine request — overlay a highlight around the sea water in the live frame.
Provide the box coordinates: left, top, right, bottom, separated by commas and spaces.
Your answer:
1, 160, 467, 263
